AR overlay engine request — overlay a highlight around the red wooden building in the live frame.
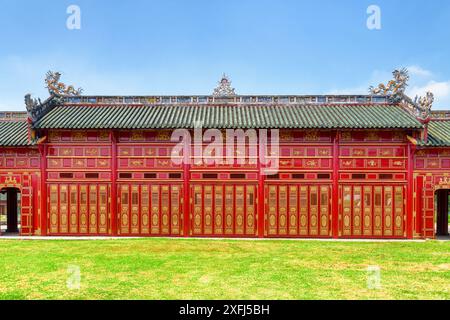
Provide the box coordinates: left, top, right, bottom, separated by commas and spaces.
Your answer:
0, 72, 449, 239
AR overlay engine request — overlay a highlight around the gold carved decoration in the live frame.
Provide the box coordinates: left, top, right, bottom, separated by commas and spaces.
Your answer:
99, 131, 109, 140
341, 132, 352, 141
393, 132, 404, 141
342, 160, 352, 167
98, 160, 108, 167
393, 160, 404, 167
366, 132, 379, 141
49, 131, 59, 141
158, 160, 169, 167
416, 150, 426, 157
131, 131, 144, 141
157, 131, 171, 141
305, 160, 318, 167
438, 177, 450, 185
305, 131, 319, 141
131, 160, 144, 167
280, 132, 293, 141
73, 132, 87, 140
85, 148, 98, 156
61, 149, 72, 156
280, 160, 291, 166
4, 176, 18, 185
428, 160, 439, 168
367, 160, 377, 167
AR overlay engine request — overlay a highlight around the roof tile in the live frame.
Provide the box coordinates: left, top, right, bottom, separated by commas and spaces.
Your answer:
33, 104, 423, 130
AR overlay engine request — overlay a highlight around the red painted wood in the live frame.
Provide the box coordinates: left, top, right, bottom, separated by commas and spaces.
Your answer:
332, 131, 339, 238
0, 128, 448, 239
183, 162, 190, 237
40, 142, 48, 236
406, 142, 414, 239
110, 130, 118, 236
257, 155, 265, 238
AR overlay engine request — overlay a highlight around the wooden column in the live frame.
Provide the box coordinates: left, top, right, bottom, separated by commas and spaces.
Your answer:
182, 130, 191, 237
39, 142, 48, 236
110, 130, 118, 236
332, 131, 339, 238
257, 154, 265, 238
436, 190, 449, 236
406, 141, 414, 239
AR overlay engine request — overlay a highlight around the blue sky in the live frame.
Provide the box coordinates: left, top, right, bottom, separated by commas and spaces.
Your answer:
1, 0, 450, 110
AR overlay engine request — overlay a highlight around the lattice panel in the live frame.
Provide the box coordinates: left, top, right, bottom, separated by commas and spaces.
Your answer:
340, 184, 406, 238
265, 184, 331, 237
118, 183, 183, 236
190, 184, 257, 237
48, 183, 110, 235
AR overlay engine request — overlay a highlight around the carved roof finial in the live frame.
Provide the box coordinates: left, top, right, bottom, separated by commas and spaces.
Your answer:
369, 68, 435, 121
45, 70, 83, 97
369, 68, 409, 103
212, 73, 236, 97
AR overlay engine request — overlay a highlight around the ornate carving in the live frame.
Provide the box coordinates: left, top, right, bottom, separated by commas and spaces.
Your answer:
370, 68, 435, 120
341, 132, 352, 141
4, 176, 18, 185
212, 74, 236, 97
369, 68, 409, 102
24, 94, 41, 114
367, 160, 377, 167
393, 160, 404, 167
413, 92, 434, 120
305, 160, 318, 167
305, 131, 319, 141
25, 71, 83, 122
45, 71, 83, 96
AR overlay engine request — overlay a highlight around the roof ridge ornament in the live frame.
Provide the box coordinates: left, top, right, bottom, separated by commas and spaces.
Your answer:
369, 68, 434, 121
25, 71, 83, 123
45, 71, 83, 97
369, 68, 409, 103
212, 73, 236, 97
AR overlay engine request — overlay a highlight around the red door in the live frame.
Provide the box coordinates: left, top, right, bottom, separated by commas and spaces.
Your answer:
190, 184, 257, 237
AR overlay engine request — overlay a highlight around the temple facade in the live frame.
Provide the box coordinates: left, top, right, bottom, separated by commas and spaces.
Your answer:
0, 71, 449, 239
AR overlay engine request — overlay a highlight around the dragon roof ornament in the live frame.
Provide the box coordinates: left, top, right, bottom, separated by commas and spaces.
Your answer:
370, 68, 434, 121
45, 71, 83, 97
212, 74, 236, 97
25, 71, 83, 122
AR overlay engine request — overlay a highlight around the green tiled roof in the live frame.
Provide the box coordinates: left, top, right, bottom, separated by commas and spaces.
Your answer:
419, 120, 450, 147
34, 104, 423, 130
0, 121, 33, 146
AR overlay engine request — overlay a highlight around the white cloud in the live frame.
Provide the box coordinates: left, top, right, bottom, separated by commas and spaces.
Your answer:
328, 66, 450, 110
327, 69, 392, 95
408, 80, 450, 106
407, 65, 433, 78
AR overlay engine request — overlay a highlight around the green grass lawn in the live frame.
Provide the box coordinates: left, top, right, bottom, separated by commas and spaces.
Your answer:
0, 239, 448, 300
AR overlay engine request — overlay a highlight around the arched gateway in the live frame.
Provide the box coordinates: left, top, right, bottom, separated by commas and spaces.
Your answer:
0, 70, 449, 239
